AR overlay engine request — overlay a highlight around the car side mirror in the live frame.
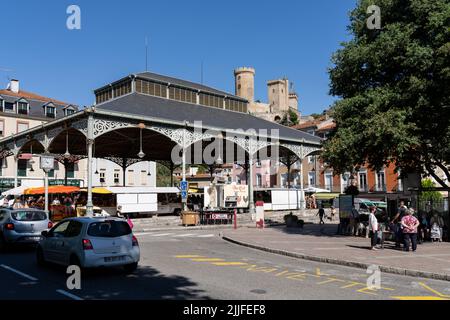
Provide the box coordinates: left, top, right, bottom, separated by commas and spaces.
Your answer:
41, 231, 50, 238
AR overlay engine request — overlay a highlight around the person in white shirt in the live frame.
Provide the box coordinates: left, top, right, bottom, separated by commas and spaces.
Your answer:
368, 207, 379, 250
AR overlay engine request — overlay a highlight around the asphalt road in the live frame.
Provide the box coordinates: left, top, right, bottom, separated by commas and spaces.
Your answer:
1, 229, 450, 300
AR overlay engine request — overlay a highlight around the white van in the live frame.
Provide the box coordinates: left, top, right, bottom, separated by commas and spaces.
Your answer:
106, 187, 182, 217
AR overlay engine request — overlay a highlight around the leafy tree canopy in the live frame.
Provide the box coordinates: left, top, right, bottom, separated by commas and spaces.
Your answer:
322, 0, 450, 187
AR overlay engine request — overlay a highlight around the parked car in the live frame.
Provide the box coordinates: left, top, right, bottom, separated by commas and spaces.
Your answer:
0, 208, 53, 251
36, 217, 140, 272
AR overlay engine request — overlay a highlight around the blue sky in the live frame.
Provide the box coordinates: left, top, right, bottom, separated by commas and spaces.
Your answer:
0, 0, 356, 115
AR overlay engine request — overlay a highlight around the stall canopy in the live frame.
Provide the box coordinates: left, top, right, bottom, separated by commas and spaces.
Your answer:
1, 186, 28, 197
79, 187, 113, 194
315, 193, 341, 200
24, 186, 80, 195
304, 187, 331, 193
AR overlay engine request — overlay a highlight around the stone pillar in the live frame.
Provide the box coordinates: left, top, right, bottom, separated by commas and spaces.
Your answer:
86, 114, 94, 217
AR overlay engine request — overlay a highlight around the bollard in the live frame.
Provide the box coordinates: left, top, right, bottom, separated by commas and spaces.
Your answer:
234, 209, 237, 230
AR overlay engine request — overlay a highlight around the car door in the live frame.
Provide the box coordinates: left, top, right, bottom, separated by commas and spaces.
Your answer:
44, 220, 71, 264
61, 221, 84, 265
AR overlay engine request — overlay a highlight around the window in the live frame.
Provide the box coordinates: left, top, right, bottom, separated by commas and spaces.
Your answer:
0, 120, 4, 137
308, 172, 316, 187
325, 172, 333, 191
308, 156, 314, 164
113, 81, 132, 98
65, 108, 75, 116
45, 106, 56, 118
100, 171, 106, 184
87, 221, 131, 238
17, 121, 29, 133
376, 171, 386, 191
114, 172, 120, 185
18, 159, 27, 177
51, 221, 71, 237
65, 221, 83, 238
225, 98, 247, 113
48, 169, 55, 178
256, 159, 261, 167
17, 101, 28, 115
135, 79, 167, 98
96, 89, 113, 104
169, 86, 197, 104
140, 171, 147, 185
128, 170, 134, 185
66, 162, 75, 179
256, 174, 262, 187
359, 172, 368, 192
4, 102, 14, 112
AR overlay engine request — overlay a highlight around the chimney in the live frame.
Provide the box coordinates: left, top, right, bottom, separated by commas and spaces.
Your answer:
8, 79, 20, 93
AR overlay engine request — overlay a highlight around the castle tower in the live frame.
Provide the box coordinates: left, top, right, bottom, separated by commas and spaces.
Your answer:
267, 78, 289, 113
234, 67, 255, 102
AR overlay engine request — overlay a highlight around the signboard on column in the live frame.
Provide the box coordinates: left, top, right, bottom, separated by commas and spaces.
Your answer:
180, 181, 188, 202
255, 200, 265, 228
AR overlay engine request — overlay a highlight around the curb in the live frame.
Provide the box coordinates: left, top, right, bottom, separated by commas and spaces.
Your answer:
222, 236, 450, 282
133, 223, 255, 233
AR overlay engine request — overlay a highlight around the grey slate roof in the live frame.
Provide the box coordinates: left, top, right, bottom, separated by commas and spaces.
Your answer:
0, 93, 78, 120
96, 92, 322, 144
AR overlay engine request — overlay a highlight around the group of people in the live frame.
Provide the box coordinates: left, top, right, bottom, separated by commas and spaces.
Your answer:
316, 206, 337, 224
367, 201, 444, 252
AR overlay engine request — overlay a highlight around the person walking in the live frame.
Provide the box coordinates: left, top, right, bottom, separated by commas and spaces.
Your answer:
330, 206, 337, 222
317, 206, 326, 225
391, 201, 408, 249
368, 207, 379, 250
401, 209, 420, 252
430, 211, 445, 242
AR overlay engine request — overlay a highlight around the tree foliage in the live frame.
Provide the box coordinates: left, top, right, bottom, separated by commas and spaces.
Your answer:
322, 0, 450, 187
280, 109, 300, 126
419, 178, 443, 202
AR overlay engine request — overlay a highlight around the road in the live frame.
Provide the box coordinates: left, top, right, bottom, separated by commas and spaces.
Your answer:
1, 229, 450, 300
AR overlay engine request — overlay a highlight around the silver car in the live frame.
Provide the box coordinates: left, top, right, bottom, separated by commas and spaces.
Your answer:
0, 208, 52, 250
37, 217, 140, 273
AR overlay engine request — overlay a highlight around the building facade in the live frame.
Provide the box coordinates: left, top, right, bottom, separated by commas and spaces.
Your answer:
0, 79, 156, 193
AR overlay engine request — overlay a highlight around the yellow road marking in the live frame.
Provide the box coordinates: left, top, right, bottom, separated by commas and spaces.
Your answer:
316, 268, 328, 277
212, 262, 248, 266
175, 255, 203, 259
318, 278, 345, 285
392, 296, 449, 301
341, 282, 362, 289
357, 287, 378, 295
419, 282, 450, 298
286, 273, 306, 281
191, 258, 225, 262
275, 270, 290, 277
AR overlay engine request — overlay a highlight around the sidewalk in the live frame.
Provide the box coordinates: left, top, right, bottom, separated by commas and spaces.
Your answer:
222, 224, 450, 281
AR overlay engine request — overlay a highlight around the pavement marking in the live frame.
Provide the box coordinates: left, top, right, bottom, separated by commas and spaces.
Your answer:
134, 232, 156, 236
357, 287, 378, 295
419, 282, 450, 298
0, 264, 38, 282
275, 270, 290, 277
197, 234, 215, 238
392, 296, 449, 300
174, 234, 197, 237
212, 262, 248, 266
175, 255, 204, 259
56, 289, 84, 301
149, 233, 174, 237
191, 258, 225, 262
317, 278, 346, 285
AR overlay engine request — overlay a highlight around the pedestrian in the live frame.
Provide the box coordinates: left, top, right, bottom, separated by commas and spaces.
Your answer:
317, 206, 326, 225
368, 207, 379, 250
401, 208, 420, 252
418, 212, 429, 243
391, 201, 408, 249
330, 206, 337, 221
349, 205, 360, 236
430, 211, 445, 242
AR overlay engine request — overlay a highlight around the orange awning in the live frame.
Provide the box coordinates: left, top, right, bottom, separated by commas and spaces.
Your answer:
24, 186, 80, 195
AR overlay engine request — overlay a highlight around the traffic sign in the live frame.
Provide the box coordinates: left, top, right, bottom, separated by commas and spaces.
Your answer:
180, 181, 188, 192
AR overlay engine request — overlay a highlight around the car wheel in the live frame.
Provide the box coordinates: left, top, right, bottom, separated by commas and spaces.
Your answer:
36, 247, 47, 267
124, 262, 138, 273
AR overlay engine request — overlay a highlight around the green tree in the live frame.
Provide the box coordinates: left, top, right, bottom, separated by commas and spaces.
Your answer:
156, 163, 172, 187
322, 0, 450, 186
419, 178, 443, 202
280, 109, 300, 126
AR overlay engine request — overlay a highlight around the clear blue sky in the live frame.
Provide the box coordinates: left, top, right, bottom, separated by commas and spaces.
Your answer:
0, 0, 356, 115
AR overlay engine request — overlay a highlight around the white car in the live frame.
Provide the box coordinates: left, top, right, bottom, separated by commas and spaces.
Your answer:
36, 217, 140, 272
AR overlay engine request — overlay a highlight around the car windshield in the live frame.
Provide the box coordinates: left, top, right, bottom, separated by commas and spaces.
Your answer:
87, 221, 131, 238
11, 211, 47, 221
